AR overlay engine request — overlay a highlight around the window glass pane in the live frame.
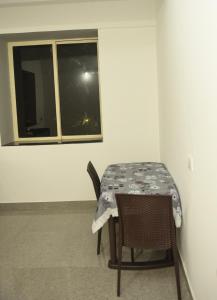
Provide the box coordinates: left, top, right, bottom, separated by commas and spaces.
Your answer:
57, 42, 101, 136
13, 45, 57, 138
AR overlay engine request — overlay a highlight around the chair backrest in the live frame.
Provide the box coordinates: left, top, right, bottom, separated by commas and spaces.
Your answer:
116, 194, 175, 250
87, 161, 101, 200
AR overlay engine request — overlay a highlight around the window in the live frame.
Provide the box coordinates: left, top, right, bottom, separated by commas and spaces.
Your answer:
8, 38, 102, 144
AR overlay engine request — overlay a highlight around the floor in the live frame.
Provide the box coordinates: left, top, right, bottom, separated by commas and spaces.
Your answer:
0, 201, 192, 300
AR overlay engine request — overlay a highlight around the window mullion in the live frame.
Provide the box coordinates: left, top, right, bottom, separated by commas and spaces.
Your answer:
52, 42, 62, 140
8, 44, 19, 141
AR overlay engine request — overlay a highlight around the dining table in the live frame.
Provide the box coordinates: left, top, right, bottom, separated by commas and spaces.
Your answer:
92, 162, 182, 269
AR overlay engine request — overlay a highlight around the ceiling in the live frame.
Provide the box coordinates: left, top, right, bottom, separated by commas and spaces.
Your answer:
0, 0, 121, 6
0, 0, 161, 9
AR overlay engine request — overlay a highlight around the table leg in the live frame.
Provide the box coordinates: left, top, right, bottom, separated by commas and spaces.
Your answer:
108, 216, 117, 266
166, 249, 173, 262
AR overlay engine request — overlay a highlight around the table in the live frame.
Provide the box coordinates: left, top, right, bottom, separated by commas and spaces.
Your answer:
92, 162, 182, 269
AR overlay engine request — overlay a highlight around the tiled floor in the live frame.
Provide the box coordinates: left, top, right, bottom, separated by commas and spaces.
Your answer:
0, 202, 192, 300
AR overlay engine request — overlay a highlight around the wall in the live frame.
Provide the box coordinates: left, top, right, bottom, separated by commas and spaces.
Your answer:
157, 0, 217, 299
0, 0, 156, 33
0, 0, 160, 203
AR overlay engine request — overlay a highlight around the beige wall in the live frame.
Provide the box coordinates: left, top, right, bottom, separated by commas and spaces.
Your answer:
157, 1, 217, 299
0, 1, 160, 203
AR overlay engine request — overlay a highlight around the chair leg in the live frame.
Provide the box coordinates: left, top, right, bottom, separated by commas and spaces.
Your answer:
97, 228, 102, 255
117, 245, 122, 297
172, 245, 182, 300
130, 248, 134, 263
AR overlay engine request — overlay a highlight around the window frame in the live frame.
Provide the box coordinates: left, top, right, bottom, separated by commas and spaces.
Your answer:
8, 38, 103, 144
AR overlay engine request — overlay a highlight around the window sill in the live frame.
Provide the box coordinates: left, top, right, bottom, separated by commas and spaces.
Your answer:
3, 139, 103, 146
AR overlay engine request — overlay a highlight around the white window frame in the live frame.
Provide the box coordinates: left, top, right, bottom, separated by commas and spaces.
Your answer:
8, 38, 103, 144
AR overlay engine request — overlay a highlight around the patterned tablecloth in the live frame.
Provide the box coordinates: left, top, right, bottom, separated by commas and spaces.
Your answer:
92, 162, 182, 233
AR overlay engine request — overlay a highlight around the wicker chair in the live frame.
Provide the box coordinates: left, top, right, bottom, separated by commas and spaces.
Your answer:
87, 161, 102, 255
116, 194, 181, 299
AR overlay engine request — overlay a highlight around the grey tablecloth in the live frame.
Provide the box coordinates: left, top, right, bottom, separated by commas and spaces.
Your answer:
92, 162, 182, 233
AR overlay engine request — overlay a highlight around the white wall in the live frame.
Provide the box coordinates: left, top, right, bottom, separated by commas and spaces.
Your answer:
0, 0, 156, 33
0, 1, 160, 203
157, 1, 217, 299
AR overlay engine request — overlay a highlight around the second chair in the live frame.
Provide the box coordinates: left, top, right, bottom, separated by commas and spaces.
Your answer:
87, 161, 102, 255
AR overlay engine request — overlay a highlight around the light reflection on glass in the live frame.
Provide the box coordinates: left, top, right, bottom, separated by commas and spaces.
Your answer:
82, 71, 91, 82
